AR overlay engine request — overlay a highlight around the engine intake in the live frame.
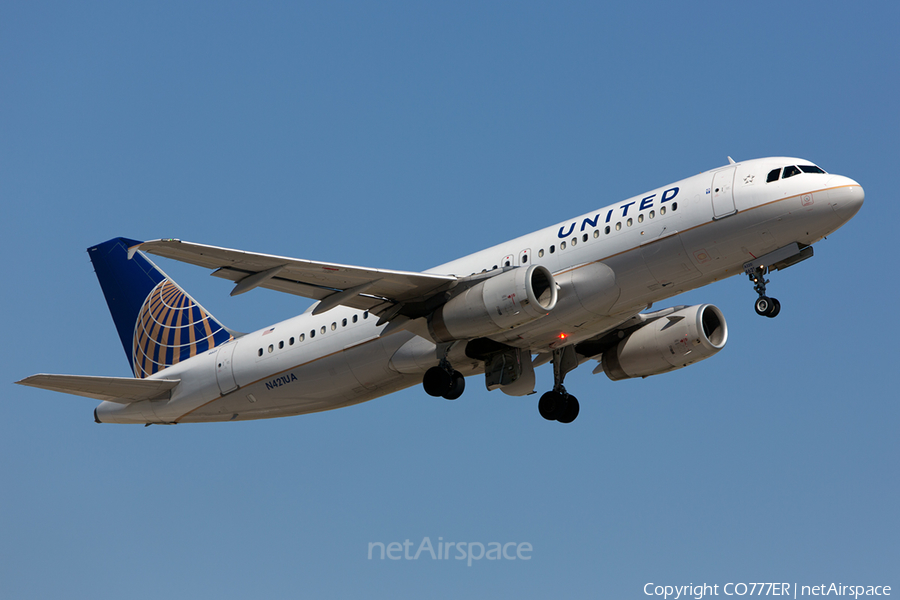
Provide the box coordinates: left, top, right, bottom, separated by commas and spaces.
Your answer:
602, 304, 727, 381
429, 265, 558, 342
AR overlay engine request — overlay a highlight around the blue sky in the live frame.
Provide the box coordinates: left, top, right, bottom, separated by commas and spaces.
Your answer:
2, 2, 897, 598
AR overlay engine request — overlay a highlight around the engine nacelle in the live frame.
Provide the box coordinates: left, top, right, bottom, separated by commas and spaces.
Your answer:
428, 265, 558, 342
601, 304, 728, 381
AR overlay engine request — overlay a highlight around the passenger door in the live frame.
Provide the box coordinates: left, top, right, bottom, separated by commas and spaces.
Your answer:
215, 343, 239, 395
711, 168, 737, 219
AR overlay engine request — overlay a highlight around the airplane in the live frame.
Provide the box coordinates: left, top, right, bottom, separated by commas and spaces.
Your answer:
17, 157, 864, 425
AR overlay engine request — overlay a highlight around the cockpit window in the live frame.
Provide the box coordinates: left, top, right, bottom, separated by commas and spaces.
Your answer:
767, 164, 827, 183
782, 165, 802, 179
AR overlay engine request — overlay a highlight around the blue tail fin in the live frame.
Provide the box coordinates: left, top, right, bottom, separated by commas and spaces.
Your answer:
88, 237, 233, 379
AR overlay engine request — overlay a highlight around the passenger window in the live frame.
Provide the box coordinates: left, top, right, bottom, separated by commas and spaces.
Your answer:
289, 337, 294, 345
593, 230, 599, 238
258, 348, 263, 357
364, 311, 369, 319
504, 260, 510, 267
321, 326, 326, 334
268, 345, 274, 353
538, 249, 544, 257
352, 315, 358, 323
560, 242, 566, 250
279, 341, 284, 349
522, 254, 528, 263
582, 234, 588, 242
782, 165, 801, 179
638, 214, 644, 223
342, 318, 347, 327
310, 330, 315, 338
649, 210, 655, 219
605, 226, 610, 234
767, 168, 781, 183
550, 245, 555, 254
615, 222, 622, 231
627, 218, 633, 227
331, 322, 337, 331
299, 333, 305, 341
660, 206, 667, 215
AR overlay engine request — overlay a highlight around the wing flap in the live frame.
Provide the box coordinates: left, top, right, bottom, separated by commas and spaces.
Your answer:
16, 374, 180, 404
133, 239, 457, 311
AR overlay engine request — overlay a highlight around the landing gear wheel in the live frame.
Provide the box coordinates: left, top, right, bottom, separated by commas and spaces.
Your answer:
754, 296, 781, 318
538, 347, 582, 423
423, 366, 452, 397
443, 371, 465, 400
538, 391, 563, 421
424, 367, 466, 399
556, 395, 580, 424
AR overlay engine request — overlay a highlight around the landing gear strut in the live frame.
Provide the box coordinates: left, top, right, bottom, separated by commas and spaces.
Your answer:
423, 349, 465, 400
538, 346, 580, 423
748, 265, 781, 318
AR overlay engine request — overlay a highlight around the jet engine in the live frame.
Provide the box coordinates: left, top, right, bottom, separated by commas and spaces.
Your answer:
428, 265, 558, 342
601, 304, 727, 381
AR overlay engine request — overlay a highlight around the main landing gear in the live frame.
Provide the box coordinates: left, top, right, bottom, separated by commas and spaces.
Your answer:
538, 346, 580, 424
538, 389, 579, 423
749, 265, 781, 318
423, 358, 465, 400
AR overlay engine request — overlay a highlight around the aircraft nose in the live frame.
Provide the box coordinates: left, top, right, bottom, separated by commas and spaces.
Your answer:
826, 175, 865, 221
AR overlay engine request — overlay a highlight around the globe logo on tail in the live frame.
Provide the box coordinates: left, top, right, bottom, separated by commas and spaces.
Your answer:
132, 279, 231, 378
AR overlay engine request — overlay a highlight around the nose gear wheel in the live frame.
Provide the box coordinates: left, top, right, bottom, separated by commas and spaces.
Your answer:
754, 296, 781, 318
748, 266, 781, 318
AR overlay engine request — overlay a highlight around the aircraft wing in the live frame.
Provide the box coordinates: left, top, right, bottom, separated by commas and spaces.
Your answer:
131, 239, 458, 316
16, 374, 180, 404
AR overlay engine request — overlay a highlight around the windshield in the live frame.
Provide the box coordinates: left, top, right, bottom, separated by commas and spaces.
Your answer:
767, 163, 827, 182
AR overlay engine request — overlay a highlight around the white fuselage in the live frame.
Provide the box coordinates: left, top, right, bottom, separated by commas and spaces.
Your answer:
96, 157, 864, 424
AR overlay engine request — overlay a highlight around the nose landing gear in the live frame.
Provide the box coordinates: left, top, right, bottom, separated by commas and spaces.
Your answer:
743, 242, 815, 319
748, 265, 781, 318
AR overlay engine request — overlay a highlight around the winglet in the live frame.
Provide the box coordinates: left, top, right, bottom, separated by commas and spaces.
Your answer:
126, 243, 140, 260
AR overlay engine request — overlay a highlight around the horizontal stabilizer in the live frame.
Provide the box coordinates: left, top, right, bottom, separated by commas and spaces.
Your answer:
16, 374, 180, 404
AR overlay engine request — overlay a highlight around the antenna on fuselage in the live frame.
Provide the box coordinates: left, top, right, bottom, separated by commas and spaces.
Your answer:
727, 156, 736, 164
